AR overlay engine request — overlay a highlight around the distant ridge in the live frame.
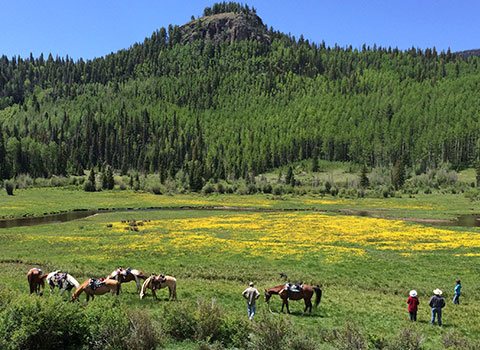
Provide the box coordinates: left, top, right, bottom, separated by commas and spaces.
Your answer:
455, 49, 480, 58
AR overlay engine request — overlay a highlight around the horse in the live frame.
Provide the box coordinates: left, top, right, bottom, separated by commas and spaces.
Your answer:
71, 278, 120, 302
140, 274, 177, 300
27, 268, 48, 295
264, 284, 322, 314
107, 267, 147, 293
46, 270, 80, 295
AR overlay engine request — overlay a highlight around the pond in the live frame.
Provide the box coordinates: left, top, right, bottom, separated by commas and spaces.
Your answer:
1, 207, 480, 229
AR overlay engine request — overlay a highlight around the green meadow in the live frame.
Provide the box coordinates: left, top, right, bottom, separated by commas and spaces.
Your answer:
1, 188, 480, 348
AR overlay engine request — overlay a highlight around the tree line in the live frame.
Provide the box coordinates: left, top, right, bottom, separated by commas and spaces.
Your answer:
1, 2, 480, 190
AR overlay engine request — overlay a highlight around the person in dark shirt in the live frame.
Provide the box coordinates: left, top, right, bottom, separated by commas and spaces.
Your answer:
429, 288, 446, 326
407, 290, 419, 321
453, 279, 462, 305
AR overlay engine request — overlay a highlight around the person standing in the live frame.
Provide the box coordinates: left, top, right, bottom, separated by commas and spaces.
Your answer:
429, 288, 446, 326
407, 290, 419, 321
242, 282, 260, 320
453, 279, 462, 305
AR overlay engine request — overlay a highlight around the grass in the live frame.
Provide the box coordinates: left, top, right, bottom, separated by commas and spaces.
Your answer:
1, 204, 480, 348
2, 187, 480, 221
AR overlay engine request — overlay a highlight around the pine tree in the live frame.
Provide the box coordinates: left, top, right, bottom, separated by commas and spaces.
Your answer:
311, 154, 319, 173
84, 168, 96, 192
476, 161, 480, 188
106, 166, 115, 190
391, 159, 406, 190
286, 166, 295, 187
359, 165, 370, 188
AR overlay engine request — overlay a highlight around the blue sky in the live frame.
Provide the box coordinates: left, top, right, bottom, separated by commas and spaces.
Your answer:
1, 1, 478, 60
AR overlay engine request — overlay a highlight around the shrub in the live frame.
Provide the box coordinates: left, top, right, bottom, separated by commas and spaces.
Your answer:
218, 317, 251, 348
330, 186, 339, 197
262, 183, 272, 194
324, 181, 332, 193
333, 322, 367, 350
216, 182, 225, 194
195, 298, 223, 341
50, 175, 68, 187
202, 182, 215, 195
150, 185, 163, 195
15, 174, 33, 189
83, 180, 96, 192
124, 309, 161, 350
247, 183, 257, 195
272, 185, 284, 196
4, 180, 14, 195
387, 327, 424, 350
248, 313, 291, 349
0, 295, 88, 350
162, 303, 197, 340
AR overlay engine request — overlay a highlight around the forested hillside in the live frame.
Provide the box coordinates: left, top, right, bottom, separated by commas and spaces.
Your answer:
1, 2, 479, 189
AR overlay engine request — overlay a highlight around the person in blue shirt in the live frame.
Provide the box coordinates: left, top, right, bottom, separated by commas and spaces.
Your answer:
453, 279, 462, 304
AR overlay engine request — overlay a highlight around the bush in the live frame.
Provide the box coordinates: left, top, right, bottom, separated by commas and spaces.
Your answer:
387, 327, 424, 350
0, 295, 88, 350
50, 176, 68, 187
202, 182, 215, 195
248, 314, 291, 350
4, 180, 14, 195
163, 303, 197, 340
272, 185, 284, 196
216, 182, 225, 194
15, 174, 33, 189
333, 322, 367, 350
262, 183, 272, 194
150, 185, 163, 195
124, 309, 161, 350
83, 180, 96, 192
195, 299, 223, 341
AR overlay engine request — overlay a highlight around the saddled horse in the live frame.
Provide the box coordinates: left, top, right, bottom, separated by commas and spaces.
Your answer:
265, 284, 322, 314
107, 267, 147, 293
27, 268, 48, 295
46, 270, 80, 295
71, 278, 120, 302
140, 274, 177, 300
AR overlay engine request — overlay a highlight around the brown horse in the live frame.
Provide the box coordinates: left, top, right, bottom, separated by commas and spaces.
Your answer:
71, 278, 120, 302
140, 274, 177, 300
264, 284, 322, 314
107, 268, 147, 293
27, 268, 48, 295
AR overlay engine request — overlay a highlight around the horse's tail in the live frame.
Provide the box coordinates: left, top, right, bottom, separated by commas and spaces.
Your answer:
140, 276, 152, 299
69, 275, 80, 289
313, 285, 322, 308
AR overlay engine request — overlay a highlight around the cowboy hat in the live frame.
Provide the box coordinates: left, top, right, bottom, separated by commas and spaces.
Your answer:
433, 288, 442, 296
409, 290, 417, 297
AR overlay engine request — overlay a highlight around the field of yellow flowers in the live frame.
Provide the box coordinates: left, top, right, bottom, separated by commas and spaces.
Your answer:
2, 207, 480, 347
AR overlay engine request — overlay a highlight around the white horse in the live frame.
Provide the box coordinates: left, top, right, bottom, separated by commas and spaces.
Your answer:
46, 271, 80, 295
140, 274, 177, 300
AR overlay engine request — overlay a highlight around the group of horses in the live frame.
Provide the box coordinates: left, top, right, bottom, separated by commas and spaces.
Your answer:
26, 267, 177, 302
27, 267, 321, 314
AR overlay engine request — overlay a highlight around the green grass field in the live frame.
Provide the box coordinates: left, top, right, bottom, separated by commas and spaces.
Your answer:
1, 188, 480, 348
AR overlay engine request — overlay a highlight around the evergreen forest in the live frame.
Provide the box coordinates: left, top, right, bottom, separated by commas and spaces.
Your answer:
1, 2, 480, 191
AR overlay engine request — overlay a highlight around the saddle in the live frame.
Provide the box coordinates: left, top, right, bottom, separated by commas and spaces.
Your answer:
284, 282, 303, 294
89, 278, 105, 290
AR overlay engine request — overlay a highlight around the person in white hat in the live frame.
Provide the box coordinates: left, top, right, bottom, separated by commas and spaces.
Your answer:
429, 288, 446, 326
242, 282, 260, 320
407, 290, 419, 321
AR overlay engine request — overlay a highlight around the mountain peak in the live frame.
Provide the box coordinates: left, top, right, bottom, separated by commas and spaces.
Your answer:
179, 10, 270, 45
